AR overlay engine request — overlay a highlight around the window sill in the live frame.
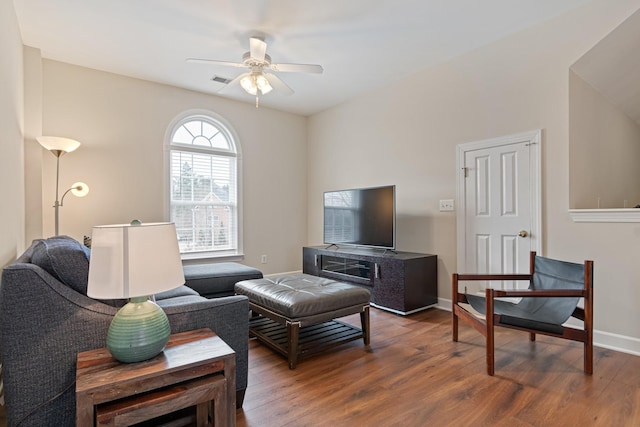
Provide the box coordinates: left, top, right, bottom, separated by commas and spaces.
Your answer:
181, 251, 245, 264
568, 209, 640, 223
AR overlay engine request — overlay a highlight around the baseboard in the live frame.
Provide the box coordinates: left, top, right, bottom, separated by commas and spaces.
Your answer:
439, 297, 640, 357
264, 270, 302, 278
593, 330, 640, 356
436, 297, 452, 312
370, 302, 437, 316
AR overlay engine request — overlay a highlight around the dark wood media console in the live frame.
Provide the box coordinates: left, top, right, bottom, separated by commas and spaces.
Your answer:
302, 246, 437, 315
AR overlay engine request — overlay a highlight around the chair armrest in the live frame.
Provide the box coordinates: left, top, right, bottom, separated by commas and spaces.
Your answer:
492, 289, 586, 298
455, 273, 532, 281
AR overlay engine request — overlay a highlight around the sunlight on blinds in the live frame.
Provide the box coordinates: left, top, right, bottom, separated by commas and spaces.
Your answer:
170, 117, 237, 254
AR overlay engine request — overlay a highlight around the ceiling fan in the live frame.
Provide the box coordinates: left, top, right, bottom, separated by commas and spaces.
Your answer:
187, 37, 323, 106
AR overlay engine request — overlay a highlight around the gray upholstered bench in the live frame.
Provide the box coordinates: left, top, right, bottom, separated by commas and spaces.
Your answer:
235, 273, 371, 369
183, 262, 263, 299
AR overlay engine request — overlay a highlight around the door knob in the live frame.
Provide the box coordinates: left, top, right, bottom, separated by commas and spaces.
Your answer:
518, 230, 528, 238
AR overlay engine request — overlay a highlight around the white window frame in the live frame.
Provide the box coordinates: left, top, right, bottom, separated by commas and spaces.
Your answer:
164, 110, 243, 261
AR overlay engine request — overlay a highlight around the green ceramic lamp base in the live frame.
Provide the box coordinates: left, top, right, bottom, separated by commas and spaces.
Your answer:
106, 296, 171, 363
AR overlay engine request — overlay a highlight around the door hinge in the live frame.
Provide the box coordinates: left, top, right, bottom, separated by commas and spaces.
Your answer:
462, 167, 469, 178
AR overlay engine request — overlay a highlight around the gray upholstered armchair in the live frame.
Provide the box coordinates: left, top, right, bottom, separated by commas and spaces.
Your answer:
0, 236, 249, 426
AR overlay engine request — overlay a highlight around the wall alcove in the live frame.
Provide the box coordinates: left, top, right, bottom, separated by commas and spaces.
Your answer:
569, 8, 640, 222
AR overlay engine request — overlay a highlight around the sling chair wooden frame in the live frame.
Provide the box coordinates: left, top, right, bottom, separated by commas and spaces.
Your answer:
452, 251, 594, 376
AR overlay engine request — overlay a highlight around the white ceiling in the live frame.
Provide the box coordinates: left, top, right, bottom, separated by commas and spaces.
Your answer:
14, 0, 592, 116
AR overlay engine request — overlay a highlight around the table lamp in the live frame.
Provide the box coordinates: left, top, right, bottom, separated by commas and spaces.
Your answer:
87, 221, 185, 363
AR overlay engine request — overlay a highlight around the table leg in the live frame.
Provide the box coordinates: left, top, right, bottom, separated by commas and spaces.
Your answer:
196, 401, 210, 426
360, 305, 370, 345
223, 355, 236, 426
76, 392, 94, 427
287, 320, 301, 369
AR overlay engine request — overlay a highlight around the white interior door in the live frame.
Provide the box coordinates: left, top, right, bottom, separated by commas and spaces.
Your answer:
456, 130, 541, 293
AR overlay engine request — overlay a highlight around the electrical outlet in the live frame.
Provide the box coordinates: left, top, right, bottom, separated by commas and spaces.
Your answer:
261, 255, 268, 264
439, 199, 455, 212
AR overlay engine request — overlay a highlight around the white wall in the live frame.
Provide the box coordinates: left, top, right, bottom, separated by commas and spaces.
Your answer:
569, 70, 640, 208
23, 46, 44, 245
0, 0, 25, 267
308, 0, 640, 353
33, 60, 308, 273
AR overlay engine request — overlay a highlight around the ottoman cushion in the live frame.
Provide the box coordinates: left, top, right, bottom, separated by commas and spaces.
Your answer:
235, 273, 370, 318
184, 262, 263, 298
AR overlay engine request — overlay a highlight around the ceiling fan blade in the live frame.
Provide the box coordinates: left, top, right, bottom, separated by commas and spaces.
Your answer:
264, 73, 294, 96
186, 58, 247, 68
269, 63, 323, 74
249, 37, 267, 62
218, 72, 248, 93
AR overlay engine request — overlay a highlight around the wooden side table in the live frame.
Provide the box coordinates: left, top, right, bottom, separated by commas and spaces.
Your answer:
76, 328, 236, 427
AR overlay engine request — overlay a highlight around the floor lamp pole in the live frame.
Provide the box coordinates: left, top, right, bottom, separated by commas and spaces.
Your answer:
52, 149, 63, 236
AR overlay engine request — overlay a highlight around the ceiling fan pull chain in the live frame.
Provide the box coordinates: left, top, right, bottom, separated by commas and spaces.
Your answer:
256, 96, 259, 108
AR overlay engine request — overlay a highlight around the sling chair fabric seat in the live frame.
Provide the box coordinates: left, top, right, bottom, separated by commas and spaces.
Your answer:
465, 256, 585, 335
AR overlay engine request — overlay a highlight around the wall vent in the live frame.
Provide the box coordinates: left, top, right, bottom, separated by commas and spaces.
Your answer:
211, 75, 232, 84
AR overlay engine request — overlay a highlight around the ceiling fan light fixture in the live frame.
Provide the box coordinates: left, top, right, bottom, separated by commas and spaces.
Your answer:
240, 72, 273, 96
240, 74, 258, 95
188, 36, 322, 102
256, 74, 273, 94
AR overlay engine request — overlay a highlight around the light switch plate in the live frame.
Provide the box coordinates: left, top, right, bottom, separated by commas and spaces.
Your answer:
439, 199, 455, 211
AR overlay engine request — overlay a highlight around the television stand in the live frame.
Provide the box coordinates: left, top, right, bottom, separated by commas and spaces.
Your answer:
302, 246, 437, 315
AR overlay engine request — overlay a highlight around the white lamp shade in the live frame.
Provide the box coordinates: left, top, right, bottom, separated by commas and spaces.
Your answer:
87, 222, 185, 299
37, 136, 81, 153
70, 182, 90, 197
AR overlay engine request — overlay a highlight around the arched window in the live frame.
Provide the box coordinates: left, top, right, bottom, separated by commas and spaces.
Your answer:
167, 112, 240, 257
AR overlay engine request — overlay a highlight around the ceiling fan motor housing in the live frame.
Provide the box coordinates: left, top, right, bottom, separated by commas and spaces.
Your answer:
243, 51, 271, 67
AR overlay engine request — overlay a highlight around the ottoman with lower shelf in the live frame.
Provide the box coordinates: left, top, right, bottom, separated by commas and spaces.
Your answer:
235, 273, 371, 369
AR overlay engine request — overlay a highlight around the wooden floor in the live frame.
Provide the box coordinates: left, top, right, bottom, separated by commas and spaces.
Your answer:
0, 308, 637, 426
237, 308, 640, 427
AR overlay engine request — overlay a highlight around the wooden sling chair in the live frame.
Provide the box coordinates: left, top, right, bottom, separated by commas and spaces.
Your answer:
452, 252, 594, 376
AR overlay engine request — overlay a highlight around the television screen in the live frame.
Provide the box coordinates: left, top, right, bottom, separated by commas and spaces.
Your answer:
323, 185, 395, 249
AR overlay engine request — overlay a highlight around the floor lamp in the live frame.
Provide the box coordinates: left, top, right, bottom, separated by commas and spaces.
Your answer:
37, 136, 90, 236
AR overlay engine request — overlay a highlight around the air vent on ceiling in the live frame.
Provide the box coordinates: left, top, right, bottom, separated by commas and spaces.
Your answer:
211, 75, 232, 84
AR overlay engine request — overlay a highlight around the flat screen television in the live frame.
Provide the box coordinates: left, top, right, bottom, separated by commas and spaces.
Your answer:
323, 185, 396, 250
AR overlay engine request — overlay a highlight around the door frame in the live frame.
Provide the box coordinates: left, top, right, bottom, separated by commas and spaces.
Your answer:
455, 129, 542, 273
